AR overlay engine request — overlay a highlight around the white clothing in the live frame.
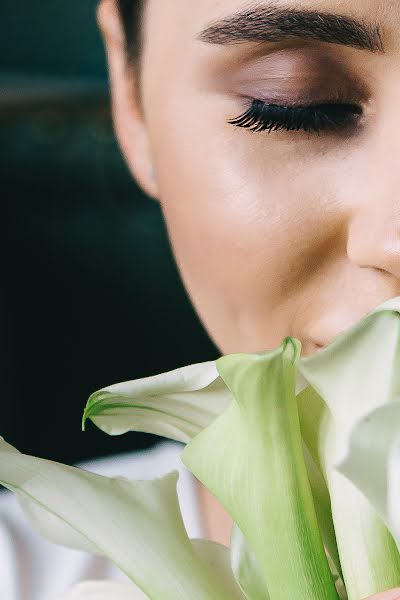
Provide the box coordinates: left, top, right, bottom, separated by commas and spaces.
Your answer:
0, 440, 204, 600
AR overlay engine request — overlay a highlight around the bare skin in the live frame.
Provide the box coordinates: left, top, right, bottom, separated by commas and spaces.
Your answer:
98, 0, 400, 597
195, 477, 233, 545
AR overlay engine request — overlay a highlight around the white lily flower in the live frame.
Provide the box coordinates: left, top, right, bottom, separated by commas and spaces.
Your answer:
57, 581, 147, 599
0, 438, 244, 600
80, 339, 338, 598
1, 298, 400, 599
82, 360, 231, 442
81, 295, 400, 600
297, 297, 400, 600
57, 540, 243, 600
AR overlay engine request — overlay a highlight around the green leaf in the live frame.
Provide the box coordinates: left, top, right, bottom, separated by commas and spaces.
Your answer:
83, 361, 231, 443
0, 438, 237, 600
182, 338, 339, 600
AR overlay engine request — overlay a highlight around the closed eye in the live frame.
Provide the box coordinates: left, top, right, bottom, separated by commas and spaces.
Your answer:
228, 99, 363, 134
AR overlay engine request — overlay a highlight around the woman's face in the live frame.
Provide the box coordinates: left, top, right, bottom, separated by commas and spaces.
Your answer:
102, 0, 400, 356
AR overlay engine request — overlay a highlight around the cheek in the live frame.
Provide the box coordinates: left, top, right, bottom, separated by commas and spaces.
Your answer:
146, 95, 346, 352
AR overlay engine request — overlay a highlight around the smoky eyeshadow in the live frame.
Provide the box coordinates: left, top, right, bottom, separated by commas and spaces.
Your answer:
204, 44, 371, 106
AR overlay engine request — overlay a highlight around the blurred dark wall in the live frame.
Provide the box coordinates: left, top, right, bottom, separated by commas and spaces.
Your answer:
1, 1, 106, 77
1, 2, 218, 465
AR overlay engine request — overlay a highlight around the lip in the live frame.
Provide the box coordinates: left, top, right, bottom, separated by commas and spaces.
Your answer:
299, 339, 327, 357
309, 328, 350, 351
315, 344, 326, 353
309, 334, 339, 352
308, 328, 350, 353
310, 341, 327, 354
309, 329, 349, 352
304, 314, 369, 356
305, 297, 400, 354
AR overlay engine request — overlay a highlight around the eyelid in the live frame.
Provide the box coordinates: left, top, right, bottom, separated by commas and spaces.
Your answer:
232, 75, 366, 108
226, 48, 371, 106
228, 44, 365, 85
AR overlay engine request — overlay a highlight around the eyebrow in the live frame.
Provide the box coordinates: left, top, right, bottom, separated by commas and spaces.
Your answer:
197, 4, 384, 53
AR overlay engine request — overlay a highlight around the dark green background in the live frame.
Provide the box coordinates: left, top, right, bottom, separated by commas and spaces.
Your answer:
2, 1, 218, 465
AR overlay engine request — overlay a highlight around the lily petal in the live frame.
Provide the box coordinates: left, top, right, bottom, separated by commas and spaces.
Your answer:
298, 308, 400, 440
57, 580, 148, 599
191, 539, 245, 599
230, 525, 269, 600
83, 361, 231, 443
297, 300, 400, 600
337, 402, 400, 547
297, 385, 342, 578
0, 438, 235, 600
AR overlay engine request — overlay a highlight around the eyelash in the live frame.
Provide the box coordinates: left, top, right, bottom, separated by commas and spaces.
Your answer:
228, 98, 363, 134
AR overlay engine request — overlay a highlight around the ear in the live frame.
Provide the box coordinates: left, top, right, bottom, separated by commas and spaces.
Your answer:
97, 0, 159, 199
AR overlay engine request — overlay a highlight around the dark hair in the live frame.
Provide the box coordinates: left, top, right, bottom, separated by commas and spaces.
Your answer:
116, 0, 144, 61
